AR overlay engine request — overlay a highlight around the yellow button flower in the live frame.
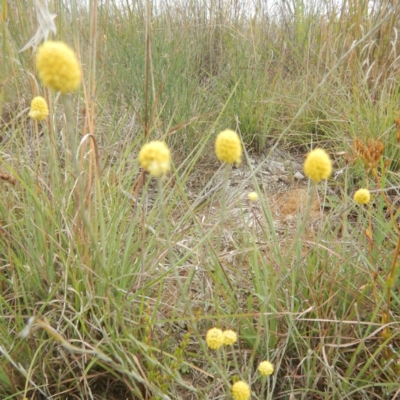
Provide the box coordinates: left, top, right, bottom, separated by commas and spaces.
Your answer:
303, 148, 332, 183
354, 189, 370, 205
231, 381, 251, 400
29, 96, 49, 120
258, 360, 274, 376
206, 327, 224, 350
215, 129, 242, 164
138, 141, 171, 177
248, 192, 258, 201
223, 330, 237, 345
37, 41, 81, 93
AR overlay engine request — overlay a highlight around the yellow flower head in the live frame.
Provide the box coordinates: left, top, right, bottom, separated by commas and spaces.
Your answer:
215, 129, 242, 164
258, 360, 274, 376
354, 189, 370, 205
36, 41, 81, 93
223, 330, 237, 345
206, 327, 224, 350
138, 141, 171, 177
231, 381, 251, 400
303, 148, 332, 183
29, 96, 49, 120
248, 192, 258, 201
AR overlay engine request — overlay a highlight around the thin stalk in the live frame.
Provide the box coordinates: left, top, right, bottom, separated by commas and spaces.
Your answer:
157, 177, 176, 268
62, 94, 82, 201
382, 229, 400, 358
144, 0, 151, 137
283, 182, 317, 267
214, 163, 234, 294
371, 167, 396, 230
33, 120, 42, 183
216, 163, 231, 255
84, 0, 99, 210
62, 94, 107, 291
156, 176, 230, 381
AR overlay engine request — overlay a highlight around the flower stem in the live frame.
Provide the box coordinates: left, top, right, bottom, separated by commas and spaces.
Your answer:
156, 177, 229, 379
283, 182, 317, 267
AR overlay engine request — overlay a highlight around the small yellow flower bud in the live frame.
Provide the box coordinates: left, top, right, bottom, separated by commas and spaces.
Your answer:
303, 148, 332, 183
231, 381, 251, 400
138, 141, 171, 177
353, 189, 370, 205
223, 330, 237, 345
37, 41, 81, 93
29, 96, 49, 120
215, 129, 242, 164
206, 327, 224, 350
258, 360, 274, 376
248, 192, 258, 201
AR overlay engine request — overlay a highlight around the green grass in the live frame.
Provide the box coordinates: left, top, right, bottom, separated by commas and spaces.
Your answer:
1, 0, 400, 399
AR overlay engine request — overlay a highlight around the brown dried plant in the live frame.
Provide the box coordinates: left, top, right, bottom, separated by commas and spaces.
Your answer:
395, 118, 400, 143
352, 137, 391, 219
0, 172, 16, 185
353, 137, 384, 170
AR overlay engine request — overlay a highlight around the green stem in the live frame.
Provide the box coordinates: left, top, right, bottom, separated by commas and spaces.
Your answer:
157, 177, 175, 267
156, 177, 229, 381
283, 182, 317, 267
216, 163, 231, 254
34, 120, 42, 181
61, 93, 82, 200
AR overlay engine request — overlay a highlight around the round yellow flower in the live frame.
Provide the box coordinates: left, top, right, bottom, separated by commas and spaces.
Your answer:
138, 141, 171, 177
248, 192, 258, 201
215, 129, 242, 164
223, 330, 237, 345
258, 360, 274, 376
354, 189, 370, 205
303, 148, 332, 183
206, 327, 224, 350
36, 41, 81, 93
29, 96, 49, 120
231, 381, 251, 400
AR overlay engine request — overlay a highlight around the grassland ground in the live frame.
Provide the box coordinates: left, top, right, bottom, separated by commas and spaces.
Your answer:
2, 0, 400, 399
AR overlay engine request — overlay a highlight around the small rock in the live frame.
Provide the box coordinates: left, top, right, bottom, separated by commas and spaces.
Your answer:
278, 175, 289, 183
294, 171, 305, 181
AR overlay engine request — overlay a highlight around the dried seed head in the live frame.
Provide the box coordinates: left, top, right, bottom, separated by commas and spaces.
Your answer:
353, 137, 384, 169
